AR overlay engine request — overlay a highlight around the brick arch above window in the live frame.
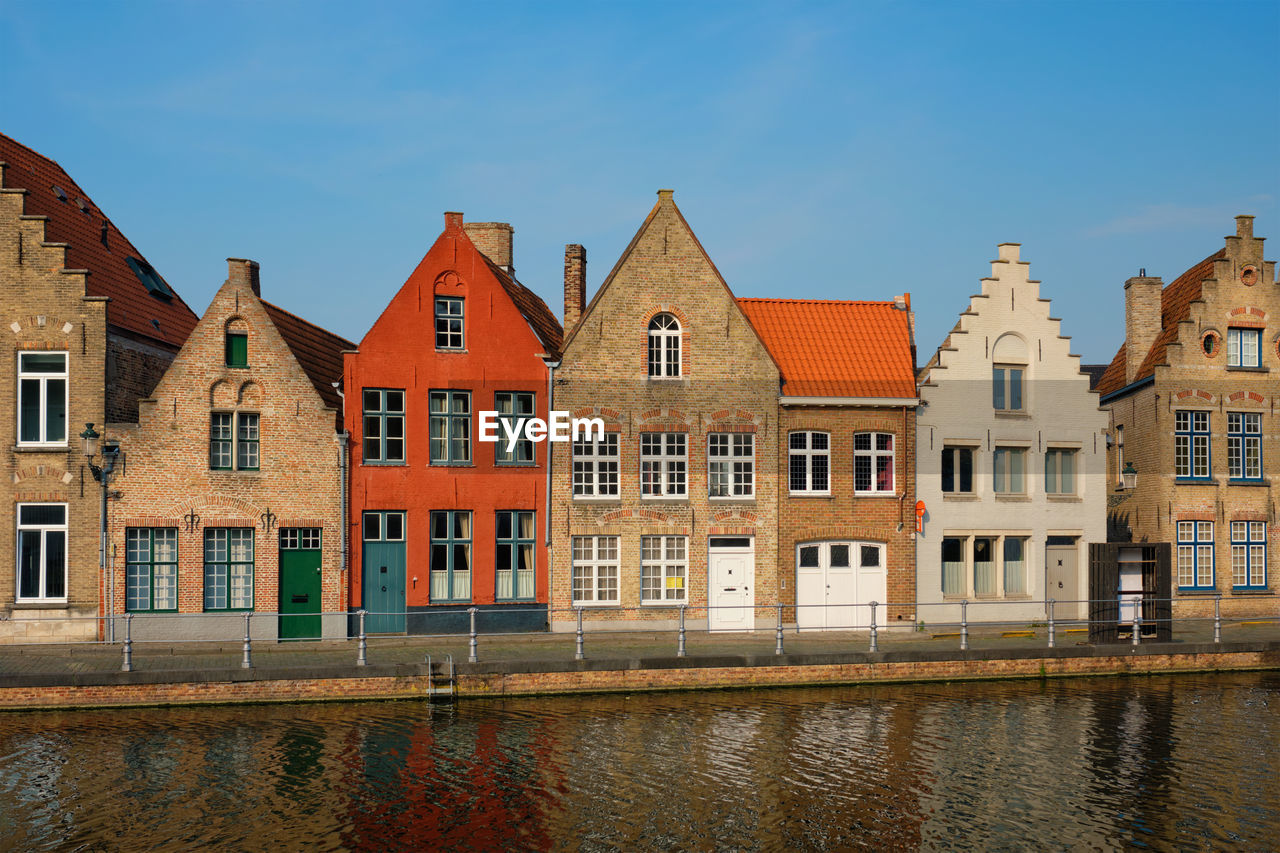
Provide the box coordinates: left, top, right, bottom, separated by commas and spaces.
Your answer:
793, 528, 890, 547
238, 380, 263, 406
210, 379, 236, 408
1227, 306, 1267, 325
433, 270, 466, 295
224, 316, 249, 334
992, 332, 1029, 365
8, 315, 77, 336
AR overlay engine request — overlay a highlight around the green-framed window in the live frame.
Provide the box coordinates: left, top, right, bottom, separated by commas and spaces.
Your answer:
430, 510, 471, 602
204, 528, 254, 610
225, 331, 248, 367
429, 390, 471, 464
126, 528, 178, 611
496, 510, 535, 601
362, 388, 405, 464
494, 392, 535, 465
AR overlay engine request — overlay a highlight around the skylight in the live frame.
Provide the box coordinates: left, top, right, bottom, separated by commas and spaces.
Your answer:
126, 256, 174, 300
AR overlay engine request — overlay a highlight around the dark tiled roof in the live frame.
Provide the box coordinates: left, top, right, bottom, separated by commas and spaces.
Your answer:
479, 255, 563, 358
262, 301, 356, 411
1080, 364, 1109, 391
737, 298, 918, 398
0, 131, 198, 348
1096, 250, 1224, 396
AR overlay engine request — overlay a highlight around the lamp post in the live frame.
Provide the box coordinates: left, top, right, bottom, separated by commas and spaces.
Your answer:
1121, 463, 1137, 491
81, 424, 121, 642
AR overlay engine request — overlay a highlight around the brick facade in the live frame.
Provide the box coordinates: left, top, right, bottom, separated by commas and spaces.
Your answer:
107, 259, 352, 640
1099, 217, 1279, 617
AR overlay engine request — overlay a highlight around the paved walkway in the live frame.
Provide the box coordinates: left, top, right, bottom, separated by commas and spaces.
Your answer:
4, 618, 1279, 679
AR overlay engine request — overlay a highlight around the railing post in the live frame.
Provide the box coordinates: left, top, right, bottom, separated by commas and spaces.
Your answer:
775, 602, 785, 656
574, 607, 585, 661
1117, 593, 1124, 641
121, 613, 133, 673
1132, 609, 1141, 647
1214, 594, 1222, 644
869, 601, 879, 653
677, 605, 687, 658
1047, 599, 1056, 649
356, 609, 368, 666
241, 612, 253, 669
960, 600, 969, 651
468, 606, 479, 663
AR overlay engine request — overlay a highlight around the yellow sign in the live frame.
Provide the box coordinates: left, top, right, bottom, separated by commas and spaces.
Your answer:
666, 576, 684, 589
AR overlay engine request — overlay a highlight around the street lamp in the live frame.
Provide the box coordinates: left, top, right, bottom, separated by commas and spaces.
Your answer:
81, 424, 122, 640
1121, 463, 1137, 491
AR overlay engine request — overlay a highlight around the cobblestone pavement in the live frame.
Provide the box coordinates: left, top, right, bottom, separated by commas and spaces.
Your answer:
3, 617, 1278, 677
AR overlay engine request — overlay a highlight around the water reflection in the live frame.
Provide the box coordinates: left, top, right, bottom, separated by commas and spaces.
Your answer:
0, 673, 1276, 850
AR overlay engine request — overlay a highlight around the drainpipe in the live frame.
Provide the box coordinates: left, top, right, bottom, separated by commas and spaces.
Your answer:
333, 381, 350, 613
543, 359, 561, 619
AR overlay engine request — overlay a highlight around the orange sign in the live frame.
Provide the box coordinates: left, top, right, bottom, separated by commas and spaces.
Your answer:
915, 500, 926, 533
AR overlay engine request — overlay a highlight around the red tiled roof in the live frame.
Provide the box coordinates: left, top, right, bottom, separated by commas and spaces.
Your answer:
737, 298, 917, 398
1096, 250, 1224, 396
0, 131, 198, 348
262, 301, 356, 412
479, 255, 563, 358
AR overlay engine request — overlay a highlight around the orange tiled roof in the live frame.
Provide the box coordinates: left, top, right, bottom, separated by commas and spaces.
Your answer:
262, 301, 356, 412
737, 298, 917, 399
479, 255, 563, 358
1096, 249, 1224, 396
0, 131, 198, 349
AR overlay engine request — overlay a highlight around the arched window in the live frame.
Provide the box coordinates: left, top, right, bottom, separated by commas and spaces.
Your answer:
648, 314, 681, 377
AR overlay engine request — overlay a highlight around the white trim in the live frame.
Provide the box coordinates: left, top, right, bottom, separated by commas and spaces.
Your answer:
779, 396, 918, 407
15, 502, 69, 603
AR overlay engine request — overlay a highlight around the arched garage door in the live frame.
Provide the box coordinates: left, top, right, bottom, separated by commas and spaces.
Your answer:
796, 541, 887, 630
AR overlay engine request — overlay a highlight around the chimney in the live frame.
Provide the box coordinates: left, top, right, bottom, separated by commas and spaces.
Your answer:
227, 258, 261, 297
1123, 272, 1162, 385
464, 222, 514, 272
1236, 215, 1254, 238
444, 211, 464, 233
564, 244, 587, 332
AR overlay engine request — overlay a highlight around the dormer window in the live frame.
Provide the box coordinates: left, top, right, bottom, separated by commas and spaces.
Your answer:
125, 257, 174, 300
648, 313, 681, 377
435, 297, 464, 349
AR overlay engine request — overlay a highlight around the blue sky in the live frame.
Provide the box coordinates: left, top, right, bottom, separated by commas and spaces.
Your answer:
4, 0, 1277, 363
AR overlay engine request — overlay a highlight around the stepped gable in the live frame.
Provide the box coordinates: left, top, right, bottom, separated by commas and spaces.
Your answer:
0, 131, 198, 347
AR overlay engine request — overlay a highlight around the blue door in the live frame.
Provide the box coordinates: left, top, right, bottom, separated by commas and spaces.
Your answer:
361, 511, 406, 633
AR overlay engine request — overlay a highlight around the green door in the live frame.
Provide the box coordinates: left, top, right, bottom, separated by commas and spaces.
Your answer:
279, 528, 323, 640
362, 511, 406, 633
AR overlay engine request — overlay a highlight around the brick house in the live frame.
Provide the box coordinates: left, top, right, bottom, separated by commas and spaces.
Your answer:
1, 132, 198, 642
551, 190, 781, 632
738, 298, 919, 630
1097, 216, 1277, 617
107, 259, 354, 640
344, 213, 562, 634
916, 244, 1107, 625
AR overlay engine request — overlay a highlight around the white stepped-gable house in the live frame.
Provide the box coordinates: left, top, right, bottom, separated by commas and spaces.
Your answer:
916, 244, 1108, 625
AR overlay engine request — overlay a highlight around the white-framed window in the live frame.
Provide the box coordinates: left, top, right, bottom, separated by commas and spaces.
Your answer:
942, 445, 975, 494
788, 431, 830, 494
1227, 327, 1261, 367
204, 528, 254, 610
708, 433, 754, 498
641, 535, 687, 602
1227, 412, 1262, 481
992, 447, 1026, 494
992, 363, 1024, 412
1003, 537, 1027, 595
17, 351, 68, 446
1175, 411, 1211, 479
640, 432, 687, 497
210, 412, 259, 470
572, 535, 619, 604
1177, 521, 1214, 590
126, 527, 178, 612
647, 313, 681, 378
16, 503, 67, 602
1044, 448, 1077, 495
941, 533, 1030, 598
854, 432, 894, 494
435, 297, 464, 349
1231, 521, 1267, 590
572, 432, 619, 497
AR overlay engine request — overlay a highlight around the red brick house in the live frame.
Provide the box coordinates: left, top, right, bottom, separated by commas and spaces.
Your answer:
344, 213, 562, 634
738, 298, 919, 630
108, 259, 353, 640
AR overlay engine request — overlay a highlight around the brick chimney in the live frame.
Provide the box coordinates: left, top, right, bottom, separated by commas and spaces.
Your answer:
464, 222, 514, 272
227, 258, 261, 297
564, 244, 587, 332
1123, 271, 1162, 385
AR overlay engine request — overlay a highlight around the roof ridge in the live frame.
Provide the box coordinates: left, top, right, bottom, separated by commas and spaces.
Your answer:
737, 297, 899, 306
260, 298, 356, 349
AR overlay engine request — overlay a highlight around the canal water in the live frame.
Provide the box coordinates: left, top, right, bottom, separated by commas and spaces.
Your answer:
1, 672, 1277, 851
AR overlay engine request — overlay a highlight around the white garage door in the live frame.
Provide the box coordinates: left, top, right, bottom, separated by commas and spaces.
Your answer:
796, 541, 887, 630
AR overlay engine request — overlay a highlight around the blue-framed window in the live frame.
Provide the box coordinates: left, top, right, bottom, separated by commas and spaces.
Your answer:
429, 510, 471, 602
1176, 521, 1214, 590
362, 389, 405, 464
1227, 412, 1262, 481
1174, 411, 1210, 480
1227, 328, 1261, 367
495, 510, 535, 601
1231, 522, 1267, 590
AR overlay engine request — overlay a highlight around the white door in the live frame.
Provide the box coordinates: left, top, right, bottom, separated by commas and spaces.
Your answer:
796, 541, 886, 630
708, 537, 754, 632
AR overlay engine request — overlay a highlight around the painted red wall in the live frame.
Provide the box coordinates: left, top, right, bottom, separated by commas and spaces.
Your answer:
344, 214, 552, 610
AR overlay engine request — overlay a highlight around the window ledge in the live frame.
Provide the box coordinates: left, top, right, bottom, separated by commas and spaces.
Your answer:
13, 445, 70, 453
573, 496, 622, 503
1227, 479, 1269, 487
429, 463, 476, 468
1175, 478, 1215, 485
435, 348, 469, 354
854, 491, 897, 498
12, 601, 70, 609
362, 461, 408, 467
1046, 495, 1082, 502
1175, 588, 1219, 596
1227, 588, 1274, 596
1226, 365, 1268, 373
645, 377, 688, 384
641, 600, 687, 607
495, 463, 539, 469
943, 493, 980, 501
789, 493, 834, 499
571, 602, 621, 608
994, 411, 1031, 419
709, 496, 756, 503
994, 494, 1031, 502
640, 497, 690, 504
